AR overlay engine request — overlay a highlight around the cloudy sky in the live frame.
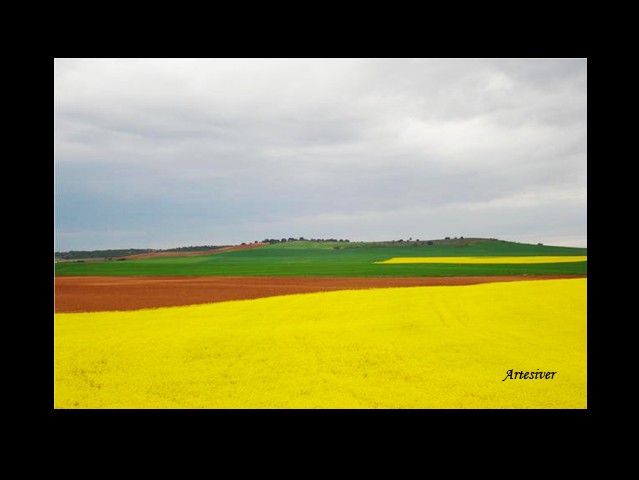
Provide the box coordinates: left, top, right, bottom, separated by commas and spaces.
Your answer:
54, 58, 587, 251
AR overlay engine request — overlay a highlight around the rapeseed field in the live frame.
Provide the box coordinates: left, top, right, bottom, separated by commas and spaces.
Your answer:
54, 279, 586, 409
376, 256, 587, 264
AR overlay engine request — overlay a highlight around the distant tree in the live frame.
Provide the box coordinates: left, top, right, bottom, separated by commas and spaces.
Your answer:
460, 236, 464, 239
241, 242, 246, 245
281, 238, 287, 243
537, 243, 543, 246
427, 241, 433, 245
445, 237, 450, 240
299, 237, 305, 241
398, 239, 403, 242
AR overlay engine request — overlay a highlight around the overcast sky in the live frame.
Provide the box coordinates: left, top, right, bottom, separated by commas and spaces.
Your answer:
54, 58, 587, 251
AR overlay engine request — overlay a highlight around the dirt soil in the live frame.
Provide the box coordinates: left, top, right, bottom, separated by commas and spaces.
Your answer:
117, 242, 269, 260
54, 274, 586, 313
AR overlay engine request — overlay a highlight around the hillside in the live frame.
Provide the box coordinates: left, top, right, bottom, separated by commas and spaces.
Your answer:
54, 245, 232, 261
54, 239, 587, 277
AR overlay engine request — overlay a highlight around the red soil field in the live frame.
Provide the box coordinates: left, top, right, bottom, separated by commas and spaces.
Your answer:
118, 242, 269, 260
54, 274, 586, 313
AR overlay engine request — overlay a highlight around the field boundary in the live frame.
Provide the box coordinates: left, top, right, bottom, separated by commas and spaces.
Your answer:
55, 274, 586, 313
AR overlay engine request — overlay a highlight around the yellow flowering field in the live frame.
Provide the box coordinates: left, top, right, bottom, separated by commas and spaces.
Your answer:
54, 279, 586, 409
375, 256, 587, 264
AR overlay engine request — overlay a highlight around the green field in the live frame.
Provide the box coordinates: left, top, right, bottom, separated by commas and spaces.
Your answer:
54, 240, 587, 277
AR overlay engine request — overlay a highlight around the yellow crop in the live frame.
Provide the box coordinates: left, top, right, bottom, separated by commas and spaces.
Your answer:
54, 279, 586, 409
375, 256, 587, 264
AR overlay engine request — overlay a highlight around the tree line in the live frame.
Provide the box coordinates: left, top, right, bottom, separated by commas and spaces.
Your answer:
54, 248, 154, 260
258, 237, 351, 244
55, 245, 228, 260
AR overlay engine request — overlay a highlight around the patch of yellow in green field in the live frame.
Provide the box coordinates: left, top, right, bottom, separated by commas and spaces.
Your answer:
375, 256, 587, 264
54, 279, 586, 409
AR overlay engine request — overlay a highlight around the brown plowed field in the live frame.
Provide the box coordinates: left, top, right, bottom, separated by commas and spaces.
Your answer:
54, 275, 586, 313
118, 242, 269, 260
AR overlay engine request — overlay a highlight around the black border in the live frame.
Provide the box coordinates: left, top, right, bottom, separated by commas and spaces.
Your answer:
49, 52, 591, 426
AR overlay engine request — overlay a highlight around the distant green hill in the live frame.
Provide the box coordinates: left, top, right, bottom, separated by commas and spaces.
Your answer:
54, 245, 228, 261
54, 248, 154, 261
54, 239, 587, 277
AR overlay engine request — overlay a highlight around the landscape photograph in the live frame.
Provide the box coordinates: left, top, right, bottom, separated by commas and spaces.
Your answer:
54, 58, 587, 409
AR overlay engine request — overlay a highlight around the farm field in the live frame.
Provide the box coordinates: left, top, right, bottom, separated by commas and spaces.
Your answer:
376, 255, 588, 264
54, 239, 588, 409
54, 240, 587, 277
54, 274, 585, 313
54, 278, 587, 409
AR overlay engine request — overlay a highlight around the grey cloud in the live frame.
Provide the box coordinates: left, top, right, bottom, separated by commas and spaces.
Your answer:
54, 58, 587, 250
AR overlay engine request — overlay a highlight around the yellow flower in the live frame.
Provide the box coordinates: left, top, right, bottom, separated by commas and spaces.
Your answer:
54, 279, 586, 409
375, 256, 587, 264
